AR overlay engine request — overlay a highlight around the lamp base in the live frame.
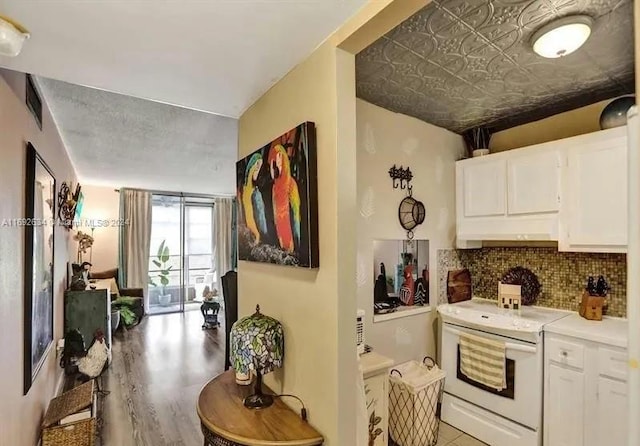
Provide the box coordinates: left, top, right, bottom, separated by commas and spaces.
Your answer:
244, 393, 274, 409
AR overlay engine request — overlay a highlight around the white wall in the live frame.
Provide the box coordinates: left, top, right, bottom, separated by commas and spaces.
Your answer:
0, 69, 77, 446
79, 184, 120, 272
356, 99, 465, 364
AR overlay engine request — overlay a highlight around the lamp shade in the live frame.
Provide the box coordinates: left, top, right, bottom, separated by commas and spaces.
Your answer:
230, 305, 284, 376
0, 15, 30, 57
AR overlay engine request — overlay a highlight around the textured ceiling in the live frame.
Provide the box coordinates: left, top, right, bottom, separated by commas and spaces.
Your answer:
0, 0, 366, 118
356, 0, 635, 133
36, 77, 238, 195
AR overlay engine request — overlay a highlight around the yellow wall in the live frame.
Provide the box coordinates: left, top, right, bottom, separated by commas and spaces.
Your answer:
490, 99, 612, 151
238, 43, 357, 445
0, 69, 77, 446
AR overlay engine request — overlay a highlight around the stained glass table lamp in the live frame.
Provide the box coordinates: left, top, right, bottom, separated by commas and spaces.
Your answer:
230, 305, 284, 409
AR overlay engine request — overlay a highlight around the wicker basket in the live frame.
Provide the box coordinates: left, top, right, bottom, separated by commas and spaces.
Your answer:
42, 418, 96, 446
42, 380, 94, 427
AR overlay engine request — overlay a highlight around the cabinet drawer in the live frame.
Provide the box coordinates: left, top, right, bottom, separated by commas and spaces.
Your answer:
598, 347, 627, 381
546, 337, 584, 369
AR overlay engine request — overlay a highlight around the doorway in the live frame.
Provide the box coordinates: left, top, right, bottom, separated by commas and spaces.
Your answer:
148, 194, 216, 315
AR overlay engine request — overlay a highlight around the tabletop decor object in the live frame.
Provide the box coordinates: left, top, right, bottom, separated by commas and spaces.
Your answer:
230, 305, 284, 409
501, 267, 541, 305
600, 96, 635, 129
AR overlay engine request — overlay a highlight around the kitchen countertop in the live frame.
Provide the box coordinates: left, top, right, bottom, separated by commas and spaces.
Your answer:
544, 313, 628, 348
359, 351, 394, 378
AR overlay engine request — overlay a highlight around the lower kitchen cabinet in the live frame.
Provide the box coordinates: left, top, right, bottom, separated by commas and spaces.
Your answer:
595, 376, 628, 446
546, 363, 585, 446
360, 352, 394, 446
544, 332, 628, 446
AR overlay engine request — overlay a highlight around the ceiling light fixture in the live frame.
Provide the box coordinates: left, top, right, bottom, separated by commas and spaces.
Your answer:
531, 15, 593, 59
0, 15, 30, 57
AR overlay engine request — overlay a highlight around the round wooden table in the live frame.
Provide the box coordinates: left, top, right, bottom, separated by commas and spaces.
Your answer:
197, 370, 324, 446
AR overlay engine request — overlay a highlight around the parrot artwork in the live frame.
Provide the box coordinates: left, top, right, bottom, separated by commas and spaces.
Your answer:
241, 153, 267, 243
268, 143, 301, 253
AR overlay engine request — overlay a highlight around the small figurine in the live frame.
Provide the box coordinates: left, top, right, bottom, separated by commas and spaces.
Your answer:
374, 263, 390, 303
413, 266, 429, 306
202, 285, 219, 302
399, 265, 415, 306
69, 262, 92, 291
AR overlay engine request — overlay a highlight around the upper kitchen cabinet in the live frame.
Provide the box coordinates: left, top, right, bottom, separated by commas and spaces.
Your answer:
456, 126, 629, 252
456, 143, 561, 247
559, 126, 628, 253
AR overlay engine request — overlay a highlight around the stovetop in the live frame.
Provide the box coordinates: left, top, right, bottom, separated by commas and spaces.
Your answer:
438, 298, 571, 342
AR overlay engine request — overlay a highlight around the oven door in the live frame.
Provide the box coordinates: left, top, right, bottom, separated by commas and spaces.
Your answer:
441, 323, 543, 430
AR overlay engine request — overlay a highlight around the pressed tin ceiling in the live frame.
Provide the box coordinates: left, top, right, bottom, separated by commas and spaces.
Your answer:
356, 0, 635, 133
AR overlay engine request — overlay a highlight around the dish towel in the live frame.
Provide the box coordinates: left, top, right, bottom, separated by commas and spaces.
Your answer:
459, 331, 507, 391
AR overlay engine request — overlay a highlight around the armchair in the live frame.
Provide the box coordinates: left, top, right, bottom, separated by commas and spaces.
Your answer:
89, 267, 145, 322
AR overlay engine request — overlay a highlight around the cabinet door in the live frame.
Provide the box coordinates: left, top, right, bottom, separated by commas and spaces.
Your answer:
595, 377, 627, 446
564, 137, 627, 251
507, 150, 560, 215
460, 159, 506, 217
365, 373, 388, 446
547, 364, 585, 446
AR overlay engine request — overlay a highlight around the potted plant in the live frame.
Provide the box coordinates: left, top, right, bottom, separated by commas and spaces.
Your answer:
149, 240, 173, 306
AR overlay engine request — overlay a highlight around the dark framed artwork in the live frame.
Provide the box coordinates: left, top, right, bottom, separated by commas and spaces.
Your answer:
236, 122, 319, 268
24, 142, 56, 394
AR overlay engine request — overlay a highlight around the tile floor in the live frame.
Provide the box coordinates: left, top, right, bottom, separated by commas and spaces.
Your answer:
436, 421, 488, 446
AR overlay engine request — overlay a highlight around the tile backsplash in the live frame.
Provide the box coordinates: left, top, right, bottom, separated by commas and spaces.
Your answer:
438, 248, 627, 317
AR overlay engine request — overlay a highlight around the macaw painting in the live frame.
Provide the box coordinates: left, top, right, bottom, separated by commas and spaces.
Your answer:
236, 122, 318, 268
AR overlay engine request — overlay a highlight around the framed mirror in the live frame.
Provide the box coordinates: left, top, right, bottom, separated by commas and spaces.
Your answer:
23, 142, 56, 395
373, 239, 430, 307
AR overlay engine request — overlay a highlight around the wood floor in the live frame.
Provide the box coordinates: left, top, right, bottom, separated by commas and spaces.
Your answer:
100, 310, 225, 446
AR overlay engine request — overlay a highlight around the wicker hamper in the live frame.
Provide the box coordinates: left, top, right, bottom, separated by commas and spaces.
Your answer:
42, 380, 96, 446
389, 358, 446, 446
42, 418, 96, 446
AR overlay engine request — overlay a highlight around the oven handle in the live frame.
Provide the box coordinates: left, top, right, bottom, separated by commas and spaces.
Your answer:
444, 325, 538, 354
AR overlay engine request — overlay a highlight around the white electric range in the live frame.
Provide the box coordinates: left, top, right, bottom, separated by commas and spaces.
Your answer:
438, 299, 571, 446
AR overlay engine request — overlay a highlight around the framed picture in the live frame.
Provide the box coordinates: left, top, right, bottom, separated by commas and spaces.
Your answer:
24, 142, 55, 394
236, 122, 319, 268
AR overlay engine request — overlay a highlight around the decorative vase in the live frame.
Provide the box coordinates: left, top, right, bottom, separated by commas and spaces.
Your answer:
472, 149, 490, 157
159, 293, 171, 306
600, 96, 636, 129
110, 310, 120, 335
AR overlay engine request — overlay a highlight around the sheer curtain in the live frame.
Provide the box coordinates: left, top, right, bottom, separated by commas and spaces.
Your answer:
118, 188, 152, 310
214, 197, 235, 281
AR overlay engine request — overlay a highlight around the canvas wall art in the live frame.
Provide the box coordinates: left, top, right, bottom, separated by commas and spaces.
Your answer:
236, 122, 318, 268
24, 142, 55, 394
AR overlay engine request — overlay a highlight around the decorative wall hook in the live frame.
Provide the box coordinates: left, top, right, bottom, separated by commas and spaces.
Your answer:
388, 165, 413, 190
58, 181, 82, 230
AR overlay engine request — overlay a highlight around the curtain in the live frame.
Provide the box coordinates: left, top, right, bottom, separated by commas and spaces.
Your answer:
214, 197, 235, 282
118, 189, 152, 310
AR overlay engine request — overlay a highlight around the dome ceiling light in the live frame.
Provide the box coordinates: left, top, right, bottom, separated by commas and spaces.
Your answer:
531, 15, 593, 58
0, 14, 30, 57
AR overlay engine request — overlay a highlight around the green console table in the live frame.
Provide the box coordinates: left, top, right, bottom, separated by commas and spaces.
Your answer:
64, 289, 112, 348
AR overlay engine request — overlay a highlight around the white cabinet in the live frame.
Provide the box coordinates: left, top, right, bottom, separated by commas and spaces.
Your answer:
544, 331, 628, 446
547, 364, 585, 446
456, 126, 628, 252
456, 144, 560, 246
560, 128, 628, 253
461, 158, 506, 218
361, 352, 394, 446
596, 377, 628, 446
507, 149, 561, 215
